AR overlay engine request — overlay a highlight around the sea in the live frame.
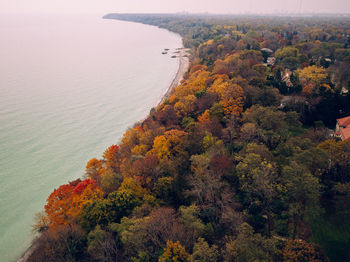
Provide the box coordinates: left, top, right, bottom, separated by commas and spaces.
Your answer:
0, 13, 181, 261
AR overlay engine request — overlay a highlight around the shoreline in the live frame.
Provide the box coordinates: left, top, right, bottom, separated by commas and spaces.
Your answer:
158, 48, 190, 105
17, 240, 38, 262
17, 34, 190, 262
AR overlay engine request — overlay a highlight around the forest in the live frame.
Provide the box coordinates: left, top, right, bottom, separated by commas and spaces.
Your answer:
28, 14, 350, 261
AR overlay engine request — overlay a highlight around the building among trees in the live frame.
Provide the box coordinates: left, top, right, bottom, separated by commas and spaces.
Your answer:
335, 116, 350, 140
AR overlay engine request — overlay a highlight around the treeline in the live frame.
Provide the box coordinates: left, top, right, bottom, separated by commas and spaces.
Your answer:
28, 14, 350, 261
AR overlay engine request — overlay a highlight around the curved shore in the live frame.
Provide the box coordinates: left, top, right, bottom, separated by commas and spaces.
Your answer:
17, 34, 189, 262
159, 48, 190, 104
17, 242, 37, 262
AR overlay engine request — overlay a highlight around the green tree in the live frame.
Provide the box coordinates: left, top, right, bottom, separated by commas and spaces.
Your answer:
87, 225, 118, 262
236, 153, 280, 236
79, 190, 141, 231
179, 205, 205, 239
275, 46, 299, 60
100, 170, 123, 194
281, 161, 321, 239
222, 223, 279, 262
242, 105, 291, 149
153, 177, 174, 203
116, 208, 188, 261
191, 238, 219, 262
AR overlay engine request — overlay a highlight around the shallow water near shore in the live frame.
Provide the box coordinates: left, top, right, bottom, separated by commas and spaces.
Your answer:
0, 13, 181, 261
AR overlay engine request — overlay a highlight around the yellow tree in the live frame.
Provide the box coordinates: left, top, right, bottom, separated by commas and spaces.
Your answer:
318, 139, 350, 172
297, 65, 327, 84
209, 77, 245, 116
151, 129, 188, 162
85, 158, 105, 184
120, 126, 143, 156
170, 70, 209, 102
297, 65, 328, 95
158, 241, 190, 262
174, 95, 197, 117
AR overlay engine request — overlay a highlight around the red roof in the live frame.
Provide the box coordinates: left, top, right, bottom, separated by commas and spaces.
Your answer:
340, 127, 350, 141
337, 116, 350, 127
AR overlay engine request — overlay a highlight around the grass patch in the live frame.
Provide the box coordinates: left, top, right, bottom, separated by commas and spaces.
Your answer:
311, 202, 350, 261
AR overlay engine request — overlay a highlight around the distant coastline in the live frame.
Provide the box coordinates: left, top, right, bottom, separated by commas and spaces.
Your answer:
104, 15, 190, 106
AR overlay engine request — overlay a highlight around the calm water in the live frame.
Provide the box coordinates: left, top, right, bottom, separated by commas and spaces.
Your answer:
0, 14, 181, 261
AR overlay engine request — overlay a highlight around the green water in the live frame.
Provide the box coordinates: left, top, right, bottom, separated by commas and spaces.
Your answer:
0, 13, 181, 261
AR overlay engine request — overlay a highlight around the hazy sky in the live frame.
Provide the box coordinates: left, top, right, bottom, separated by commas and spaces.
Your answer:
1, 0, 350, 14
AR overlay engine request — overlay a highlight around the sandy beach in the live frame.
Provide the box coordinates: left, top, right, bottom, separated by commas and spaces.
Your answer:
158, 48, 190, 104
17, 241, 38, 262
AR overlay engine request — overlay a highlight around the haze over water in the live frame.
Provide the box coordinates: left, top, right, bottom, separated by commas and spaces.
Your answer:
0, 14, 181, 261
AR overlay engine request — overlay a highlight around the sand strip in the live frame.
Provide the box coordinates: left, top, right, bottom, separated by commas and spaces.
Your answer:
158, 48, 190, 105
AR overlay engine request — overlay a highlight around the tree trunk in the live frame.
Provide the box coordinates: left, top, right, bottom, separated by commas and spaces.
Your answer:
267, 212, 274, 238
292, 214, 298, 239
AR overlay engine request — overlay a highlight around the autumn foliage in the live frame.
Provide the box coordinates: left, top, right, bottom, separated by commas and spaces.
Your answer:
45, 179, 103, 229
283, 239, 329, 262
29, 13, 350, 262
159, 241, 190, 262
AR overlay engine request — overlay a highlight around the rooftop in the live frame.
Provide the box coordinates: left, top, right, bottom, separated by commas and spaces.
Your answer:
337, 116, 350, 127
261, 48, 273, 53
340, 127, 350, 141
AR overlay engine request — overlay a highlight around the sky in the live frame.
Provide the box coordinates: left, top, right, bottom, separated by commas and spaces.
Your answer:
0, 0, 350, 15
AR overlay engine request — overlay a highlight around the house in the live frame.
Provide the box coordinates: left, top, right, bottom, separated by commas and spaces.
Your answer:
341, 87, 349, 95
335, 116, 350, 140
267, 57, 276, 66
282, 69, 293, 87
261, 48, 274, 54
